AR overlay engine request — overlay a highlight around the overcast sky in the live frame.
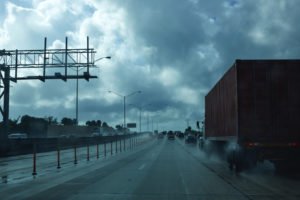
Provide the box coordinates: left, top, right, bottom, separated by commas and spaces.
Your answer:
1, 0, 300, 132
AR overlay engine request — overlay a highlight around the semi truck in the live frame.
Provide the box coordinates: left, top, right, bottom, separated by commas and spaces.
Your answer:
203, 59, 300, 172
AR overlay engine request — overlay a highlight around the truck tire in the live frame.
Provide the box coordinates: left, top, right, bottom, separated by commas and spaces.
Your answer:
228, 161, 234, 171
199, 139, 204, 150
226, 150, 234, 171
226, 149, 243, 172
202, 141, 213, 158
235, 162, 243, 173
234, 150, 244, 173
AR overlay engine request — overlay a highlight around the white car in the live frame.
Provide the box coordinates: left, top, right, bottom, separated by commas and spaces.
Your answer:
91, 132, 102, 137
8, 133, 28, 139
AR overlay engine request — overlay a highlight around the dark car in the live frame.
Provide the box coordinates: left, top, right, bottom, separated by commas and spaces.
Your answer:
167, 131, 175, 140
177, 132, 184, 139
157, 133, 164, 139
185, 134, 197, 144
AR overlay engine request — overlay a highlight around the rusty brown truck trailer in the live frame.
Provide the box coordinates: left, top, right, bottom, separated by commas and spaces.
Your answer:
203, 59, 300, 172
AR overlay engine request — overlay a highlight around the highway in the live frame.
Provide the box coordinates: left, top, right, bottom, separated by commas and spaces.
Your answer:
1, 136, 300, 200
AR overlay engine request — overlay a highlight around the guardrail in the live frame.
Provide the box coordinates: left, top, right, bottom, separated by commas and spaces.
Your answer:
1, 134, 137, 157
0, 133, 155, 184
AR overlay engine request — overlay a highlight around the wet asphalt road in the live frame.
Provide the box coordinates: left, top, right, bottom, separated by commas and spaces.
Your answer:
1, 137, 300, 200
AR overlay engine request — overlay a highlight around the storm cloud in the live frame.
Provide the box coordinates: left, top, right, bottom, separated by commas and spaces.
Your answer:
1, 0, 300, 131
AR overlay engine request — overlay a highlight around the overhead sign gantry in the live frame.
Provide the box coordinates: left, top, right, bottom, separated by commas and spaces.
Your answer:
0, 36, 97, 141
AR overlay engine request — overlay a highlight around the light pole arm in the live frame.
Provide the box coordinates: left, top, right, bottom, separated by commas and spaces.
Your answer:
108, 90, 123, 97
126, 91, 142, 98
94, 56, 111, 63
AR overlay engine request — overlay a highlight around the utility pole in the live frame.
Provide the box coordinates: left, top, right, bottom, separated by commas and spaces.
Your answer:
152, 118, 154, 133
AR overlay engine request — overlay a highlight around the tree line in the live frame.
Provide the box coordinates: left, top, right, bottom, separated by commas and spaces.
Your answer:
0, 115, 112, 135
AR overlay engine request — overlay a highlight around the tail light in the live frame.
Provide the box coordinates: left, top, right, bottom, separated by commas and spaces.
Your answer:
245, 142, 259, 148
288, 142, 300, 147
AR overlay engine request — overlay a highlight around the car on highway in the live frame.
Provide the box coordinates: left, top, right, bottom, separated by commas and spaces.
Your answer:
177, 132, 185, 139
157, 133, 164, 139
58, 134, 68, 138
185, 134, 197, 144
91, 132, 102, 137
167, 131, 175, 140
8, 133, 28, 139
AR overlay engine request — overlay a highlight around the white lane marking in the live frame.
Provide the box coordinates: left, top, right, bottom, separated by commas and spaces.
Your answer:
138, 164, 146, 170
179, 169, 190, 195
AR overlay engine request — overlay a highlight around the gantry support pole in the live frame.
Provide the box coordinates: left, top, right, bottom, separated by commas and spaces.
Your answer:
0, 66, 10, 141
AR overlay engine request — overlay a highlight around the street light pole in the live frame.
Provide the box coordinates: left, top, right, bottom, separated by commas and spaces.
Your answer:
139, 107, 142, 133
129, 103, 151, 134
147, 113, 149, 132
152, 118, 154, 132
108, 90, 141, 134
124, 96, 126, 129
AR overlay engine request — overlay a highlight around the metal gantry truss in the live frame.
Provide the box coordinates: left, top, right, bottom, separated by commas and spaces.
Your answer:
0, 37, 97, 140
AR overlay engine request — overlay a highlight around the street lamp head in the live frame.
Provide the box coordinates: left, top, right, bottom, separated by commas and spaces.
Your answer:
95, 56, 112, 63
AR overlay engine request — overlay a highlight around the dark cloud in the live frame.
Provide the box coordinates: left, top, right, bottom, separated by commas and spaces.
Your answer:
119, 0, 206, 65
4, 0, 300, 131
